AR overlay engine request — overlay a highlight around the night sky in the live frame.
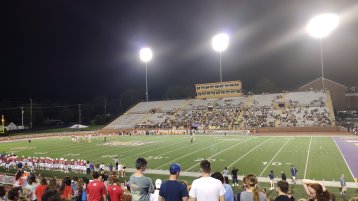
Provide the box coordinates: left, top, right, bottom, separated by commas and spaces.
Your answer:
2, 0, 358, 102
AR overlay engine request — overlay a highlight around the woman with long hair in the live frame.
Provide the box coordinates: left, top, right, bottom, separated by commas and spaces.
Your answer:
240, 174, 267, 201
25, 174, 38, 201
46, 178, 59, 192
14, 170, 24, 188
59, 176, 73, 200
302, 179, 333, 201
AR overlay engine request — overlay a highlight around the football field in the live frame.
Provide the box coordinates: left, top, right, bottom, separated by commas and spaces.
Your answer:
1, 134, 356, 182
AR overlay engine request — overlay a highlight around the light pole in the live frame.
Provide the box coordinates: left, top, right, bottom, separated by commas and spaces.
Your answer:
1, 115, 4, 134
20, 107, 24, 129
306, 13, 339, 90
212, 33, 229, 82
139, 47, 153, 102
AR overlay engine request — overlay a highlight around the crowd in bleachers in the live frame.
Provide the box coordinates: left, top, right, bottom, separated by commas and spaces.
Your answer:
1, 157, 354, 201
121, 91, 333, 131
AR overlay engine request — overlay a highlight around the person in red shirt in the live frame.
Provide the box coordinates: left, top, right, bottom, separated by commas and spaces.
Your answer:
108, 178, 123, 201
60, 176, 73, 200
87, 172, 107, 201
35, 178, 48, 201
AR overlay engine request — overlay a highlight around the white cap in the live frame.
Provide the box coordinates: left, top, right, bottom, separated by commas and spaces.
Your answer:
155, 179, 162, 189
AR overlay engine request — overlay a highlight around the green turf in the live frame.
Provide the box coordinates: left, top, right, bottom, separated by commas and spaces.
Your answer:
0, 135, 354, 182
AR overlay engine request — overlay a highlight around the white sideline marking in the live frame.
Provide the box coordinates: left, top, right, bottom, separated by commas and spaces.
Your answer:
332, 137, 355, 180
156, 139, 231, 169
228, 138, 272, 168
185, 137, 252, 171
259, 138, 291, 176
304, 137, 312, 179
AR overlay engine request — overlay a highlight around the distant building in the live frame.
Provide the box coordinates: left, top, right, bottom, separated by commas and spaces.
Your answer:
195, 80, 243, 99
5, 122, 26, 131
298, 77, 347, 110
5, 122, 18, 131
346, 86, 358, 111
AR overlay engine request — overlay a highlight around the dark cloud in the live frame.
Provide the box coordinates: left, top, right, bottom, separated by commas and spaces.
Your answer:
1, 0, 357, 102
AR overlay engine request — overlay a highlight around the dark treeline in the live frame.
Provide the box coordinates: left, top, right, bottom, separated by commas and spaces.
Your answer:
0, 85, 196, 128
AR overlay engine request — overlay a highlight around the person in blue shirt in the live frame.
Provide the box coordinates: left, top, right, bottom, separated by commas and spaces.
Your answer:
159, 163, 188, 201
211, 172, 234, 201
269, 170, 275, 190
290, 165, 298, 184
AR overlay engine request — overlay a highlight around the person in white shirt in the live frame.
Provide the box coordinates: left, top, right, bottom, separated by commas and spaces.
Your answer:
99, 163, 105, 174
150, 179, 162, 201
189, 160, 225, 201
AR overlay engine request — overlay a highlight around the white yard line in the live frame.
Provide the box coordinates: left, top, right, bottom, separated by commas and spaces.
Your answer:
303, 137, 312, 179
155, 140, 229, 169
185, 137, 252, 171
332, 137, 355, 180
259, 138, 291, 176
227, 138, 272, 168
120, 140, 187, 160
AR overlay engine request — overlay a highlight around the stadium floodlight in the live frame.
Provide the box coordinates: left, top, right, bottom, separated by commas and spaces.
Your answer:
212, 33, 229, 82
139, 47, 153, 102
306, 13, 339, 90
306, 13, 339, 39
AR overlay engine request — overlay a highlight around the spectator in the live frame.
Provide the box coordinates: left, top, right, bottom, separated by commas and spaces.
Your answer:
0, 186, 6, 201
159, 163, 188, 201
14, 170, 24, 188
86, 161, 91, 175
72, 177, 79, 201
109, 163, 114, 172
46, 178, 59, 192
275, 180, 292, 201
290, 166, 298, 184
60, 176, 73, 200
42, 190, 61, 201
302, 179, 332, 201
87, 172, 107, 201
108, 178, 123, 201
99, 163, 105, 174
79, 178, 89, 201
211, 172, 234, 201
240, 174, 266, 201
232, 167, 239, 186
25, 174, 38, 201
129, 158, 154, 201
150, 179, 161, 201
189, 160, 225, 201
281, 171, 287, 181
223, 167, 229, 185
339, 174, 346, 196
7, 187, 22, 201
269, 171, 275, 190
237, 176, 248, 201
35, 178, 48, 201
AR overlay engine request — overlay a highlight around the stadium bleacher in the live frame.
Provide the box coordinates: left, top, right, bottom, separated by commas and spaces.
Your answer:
104, 91, 334, 131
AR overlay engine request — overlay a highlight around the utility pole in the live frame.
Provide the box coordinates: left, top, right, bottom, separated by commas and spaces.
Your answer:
1, 115, 4, 134
30, 98, 32, 129
21, 107, 24, 129
78, 104, 81, 124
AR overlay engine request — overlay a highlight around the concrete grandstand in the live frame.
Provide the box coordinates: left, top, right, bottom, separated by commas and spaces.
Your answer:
102, 90, 336, 132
